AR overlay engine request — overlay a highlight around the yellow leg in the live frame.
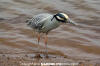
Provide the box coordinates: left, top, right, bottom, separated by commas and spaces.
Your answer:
33, 29, 36, 37
44, 34, 48, 44
37, 33, 40, 52
34, 33, 41, 58
44, 34, 48, 57
37, 33, 40, 44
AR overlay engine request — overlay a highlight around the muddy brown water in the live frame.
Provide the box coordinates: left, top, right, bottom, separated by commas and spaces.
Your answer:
0, 0, 100, 64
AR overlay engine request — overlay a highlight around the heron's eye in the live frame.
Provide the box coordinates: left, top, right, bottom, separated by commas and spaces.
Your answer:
56, 16, 64, 20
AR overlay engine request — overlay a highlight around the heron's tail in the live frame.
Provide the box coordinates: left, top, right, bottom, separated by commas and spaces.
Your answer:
25, 19, 32, 26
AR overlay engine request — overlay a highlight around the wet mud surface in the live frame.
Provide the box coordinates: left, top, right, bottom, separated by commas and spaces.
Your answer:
0, 0, 100, 66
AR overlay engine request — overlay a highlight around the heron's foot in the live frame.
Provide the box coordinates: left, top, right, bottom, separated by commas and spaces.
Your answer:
34, 54, 42, 58
45, 54, 49, 58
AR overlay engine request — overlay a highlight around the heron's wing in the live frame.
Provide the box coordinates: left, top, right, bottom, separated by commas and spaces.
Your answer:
26, 13, 52, 29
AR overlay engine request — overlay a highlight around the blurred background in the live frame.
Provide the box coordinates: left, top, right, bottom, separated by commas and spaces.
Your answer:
0, 0, 100, 63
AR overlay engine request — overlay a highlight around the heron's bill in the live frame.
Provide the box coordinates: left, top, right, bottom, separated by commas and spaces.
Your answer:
67, 19, 78, 25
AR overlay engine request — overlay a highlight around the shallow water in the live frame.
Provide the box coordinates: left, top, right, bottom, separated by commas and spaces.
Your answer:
0, 0, 100, 62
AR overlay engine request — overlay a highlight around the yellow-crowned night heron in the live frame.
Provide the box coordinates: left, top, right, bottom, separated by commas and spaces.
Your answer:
26, 13, 76, 56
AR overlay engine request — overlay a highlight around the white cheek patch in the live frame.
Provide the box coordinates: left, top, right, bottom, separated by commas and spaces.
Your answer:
56, 16, 64, 20
60, 13, 69, 19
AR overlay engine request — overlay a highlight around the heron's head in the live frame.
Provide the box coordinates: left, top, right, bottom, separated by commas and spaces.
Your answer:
51, 13, 77, 25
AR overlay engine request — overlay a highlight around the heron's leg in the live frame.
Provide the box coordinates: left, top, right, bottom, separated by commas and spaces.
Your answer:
37, 33, 40, 52
33, 29, 36, 37
34, 33, 42, 58
44, 34, 48, 57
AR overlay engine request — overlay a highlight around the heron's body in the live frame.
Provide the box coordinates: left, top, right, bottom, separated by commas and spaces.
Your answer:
27, 13, 60, 33
26, 13, 76, 57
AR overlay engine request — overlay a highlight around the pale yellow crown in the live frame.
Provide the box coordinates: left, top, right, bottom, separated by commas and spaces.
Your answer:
60, 13, 69, 19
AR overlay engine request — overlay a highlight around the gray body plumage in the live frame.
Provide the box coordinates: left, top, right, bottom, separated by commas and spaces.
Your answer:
26, 13, 61, 33
26, 13, 76, 56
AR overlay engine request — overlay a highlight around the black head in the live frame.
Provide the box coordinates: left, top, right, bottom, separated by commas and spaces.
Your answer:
51, 13, 69, 23
51, 13, 77, 25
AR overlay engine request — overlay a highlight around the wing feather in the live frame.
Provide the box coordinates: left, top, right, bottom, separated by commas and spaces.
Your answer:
26, 13, 52, 29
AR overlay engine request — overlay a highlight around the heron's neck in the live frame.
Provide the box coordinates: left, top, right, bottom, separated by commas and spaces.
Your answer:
50, 17, 61, 27
53, 17, 60, 23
